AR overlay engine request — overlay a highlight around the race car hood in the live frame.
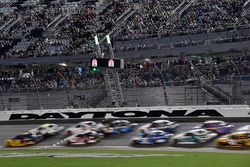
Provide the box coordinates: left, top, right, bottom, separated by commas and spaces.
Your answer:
138, 124, 151, 131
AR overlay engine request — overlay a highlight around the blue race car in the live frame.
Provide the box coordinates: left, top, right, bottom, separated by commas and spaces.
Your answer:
5, 132, 44, 147
131, 130, 174, 145
100, 120, 138, 134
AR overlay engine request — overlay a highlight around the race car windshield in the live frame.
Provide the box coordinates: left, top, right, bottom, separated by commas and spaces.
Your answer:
150, 123, 159, 127
76, 125, 84, 128
111, 123, 123, 127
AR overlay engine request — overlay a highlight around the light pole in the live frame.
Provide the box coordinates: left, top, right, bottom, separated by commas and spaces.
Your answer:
28, 74, 43, 110
230, 60, 244, 104
153, 66, 168, 105
0, 86, 5, 110
57, 72, 72, 108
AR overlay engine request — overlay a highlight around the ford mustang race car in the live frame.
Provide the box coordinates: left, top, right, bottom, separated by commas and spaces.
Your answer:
4, 132, 44, 147
131, 130, 174, 145
217, 131, 250, 148
64, 121, 97, 135
139, 120, 179, 133
64, 130, 103, 146
172, 129, 218, 145
193, 120, 234, 134
29, 123, 64, 136
100, 120, 138, 134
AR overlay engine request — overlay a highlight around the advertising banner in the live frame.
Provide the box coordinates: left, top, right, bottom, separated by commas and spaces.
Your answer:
0, 105, 249, 121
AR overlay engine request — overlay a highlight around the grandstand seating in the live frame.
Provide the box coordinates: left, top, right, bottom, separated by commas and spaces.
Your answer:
0, 0, 249, 60
1, 0, 250, 110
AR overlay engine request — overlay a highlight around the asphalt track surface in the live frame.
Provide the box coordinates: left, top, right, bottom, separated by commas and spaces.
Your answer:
0, 122, 249, 153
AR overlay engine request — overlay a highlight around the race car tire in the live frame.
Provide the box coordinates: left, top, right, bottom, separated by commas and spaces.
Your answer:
67, 131, 72, 135
5, 141, 11, 147
152, 139, 158, 144
130, 141, 137, 146
194, 138, 201, 144
66, 141, 71, 146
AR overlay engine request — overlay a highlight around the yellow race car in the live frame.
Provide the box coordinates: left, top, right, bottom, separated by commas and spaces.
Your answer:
4, 132, 44, 147
217, 131, 250, 148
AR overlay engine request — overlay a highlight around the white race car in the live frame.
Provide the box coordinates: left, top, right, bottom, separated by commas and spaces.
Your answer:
64, 121, 97, 135
64, 130, 103, 146
29, 123, 64, 136
235, 125, 250, 132
172, 129, 218, 144
139, 120, 179, 133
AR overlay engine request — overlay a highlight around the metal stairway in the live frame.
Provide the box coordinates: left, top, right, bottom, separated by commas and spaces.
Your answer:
1, 17, 21, 32
189, 61, 232, 104
103, 69, 124, 107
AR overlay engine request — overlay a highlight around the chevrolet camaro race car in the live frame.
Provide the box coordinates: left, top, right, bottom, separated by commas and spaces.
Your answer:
99, 120, 138, 134
64, 130, 103, 146
172, 129, 218, 145
131, 130, 174, 145
193, 120, 234, 134
217, 131, 250, 148
139, 120, 179, 133
4, 132, 44, 147
64, 121, 97, 135
29, 123, 64, 136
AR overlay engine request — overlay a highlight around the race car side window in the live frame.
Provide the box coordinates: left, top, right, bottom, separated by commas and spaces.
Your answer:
14, 135, 23, 140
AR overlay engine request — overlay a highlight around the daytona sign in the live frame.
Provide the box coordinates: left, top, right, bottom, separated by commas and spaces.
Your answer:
0, 105, 249, 121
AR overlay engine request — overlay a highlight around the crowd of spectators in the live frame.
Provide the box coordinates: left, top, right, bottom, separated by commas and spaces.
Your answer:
116, 0, 249, 40
1, 54, 250, 92
0, 65, 105, 92
0, 0, 249, 59
1, 0, 132, 58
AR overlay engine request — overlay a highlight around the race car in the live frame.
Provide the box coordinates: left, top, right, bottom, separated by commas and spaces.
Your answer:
235, 125, 250, 132
64, 130, 103, 146
139, 120, 179, 133
193, 120, 234, 134
172, 129, 218, 145
64, 121, 97, 135
29, 123, 64, 136
99, 120, 138, 134
131, 130, 174, 145
4, 132, 44, 147
217, 131, 250, 148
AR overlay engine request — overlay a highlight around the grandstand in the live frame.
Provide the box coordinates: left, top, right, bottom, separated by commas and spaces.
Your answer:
0, 0, 250, 110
